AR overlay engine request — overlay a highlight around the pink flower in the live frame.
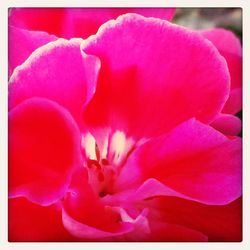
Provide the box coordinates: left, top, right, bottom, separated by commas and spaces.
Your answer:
8, 9, 242, 242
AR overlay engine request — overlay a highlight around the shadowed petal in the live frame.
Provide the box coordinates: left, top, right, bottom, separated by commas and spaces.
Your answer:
148, 220, 208, 242
222, 88, 242, 115
210, 113, 241, 136
144, 196, 242, 242
8, 197, 76, 242
62, 8, 176, 39
9, 8, 175, 39
9, 8, 66, 37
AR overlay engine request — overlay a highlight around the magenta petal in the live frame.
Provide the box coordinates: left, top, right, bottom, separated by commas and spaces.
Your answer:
9, 97, 82, 205
9, 38, 100, 125
117, 119, 242, 205
210, 113, 241, 136
200, 28, 242, 114
200, 28, 241, 59
83, 14, 230, 138
8, 25, 57, 77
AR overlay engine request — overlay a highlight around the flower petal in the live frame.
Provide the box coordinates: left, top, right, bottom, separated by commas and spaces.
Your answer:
116, 119, 242, 205
200, 28, 242, 114
9, 8, 66, 37
62, 168, 134, 239
62, 209, 133, 240
222, 88, 242, 115
210, 113, 242, 136
9, 97, 82, 205
200, 28, 241, 59
148, 220, 208, 242
9, 8, 175, 39
63, 8, 176, 39
8, 197, 75, 242
9, 38, 100, 126
82, 14, 230, 138
144, 196, 242, 242
8, 25, 57, 78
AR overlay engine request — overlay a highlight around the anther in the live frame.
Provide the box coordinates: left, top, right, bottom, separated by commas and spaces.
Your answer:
101, 158, 109, 166
87, 159, 101, 170
95, 143, 100, 161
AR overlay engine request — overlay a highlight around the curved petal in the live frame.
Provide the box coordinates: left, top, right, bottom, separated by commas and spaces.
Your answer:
210, 113, 242, 136
199, 28, 241, 58
82, 14, 230, 138
144, 196, 242, 242
222, 88, 242, 115
62, 209, 133, 240
8, 25, 57, 77
102, 192, 208, 242
62, 168, 134, 239
9, 8, 175, 39
9, 97, 82, 205
8, 197, 76, 242
9, 38, 100, 126
116, 119, 242, 205
200, 28, 242, 114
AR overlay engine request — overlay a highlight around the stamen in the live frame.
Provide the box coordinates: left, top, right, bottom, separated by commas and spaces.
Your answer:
95, 143, 100, 162
84, 130, 137, 198
108, 131, 135, 165
83, 133, 97, 160
101, 158, 109, 165
109, 131, 126, 164
87, 159, 101, 170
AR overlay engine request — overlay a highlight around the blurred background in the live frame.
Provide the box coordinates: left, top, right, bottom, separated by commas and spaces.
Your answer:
173, 8, 242, 41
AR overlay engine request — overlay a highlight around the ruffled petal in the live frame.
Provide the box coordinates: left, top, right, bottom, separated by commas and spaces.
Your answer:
9, 8, 175, 39
144, 196, 242, 242
8, 197, 75, 242
82, 14, 230, 138
210, 113, 241, 136
116, 119, 242, 205
9, 97, 82, 205
62, 168, 134, 239
200, 28, 242, 114
62, 209, 133, 240
9, 38, 100, 126
8, 25, 57, 78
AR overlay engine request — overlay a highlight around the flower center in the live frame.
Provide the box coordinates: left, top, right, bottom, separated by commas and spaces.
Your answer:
82, 130, 135, 197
